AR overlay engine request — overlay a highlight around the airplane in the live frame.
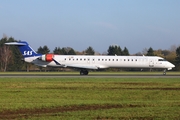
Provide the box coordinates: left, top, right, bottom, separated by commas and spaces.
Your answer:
5, 41, 175, 75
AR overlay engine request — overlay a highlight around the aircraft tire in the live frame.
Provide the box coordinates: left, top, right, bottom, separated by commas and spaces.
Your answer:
163, 69, 166, 75
80, 69, 88, 75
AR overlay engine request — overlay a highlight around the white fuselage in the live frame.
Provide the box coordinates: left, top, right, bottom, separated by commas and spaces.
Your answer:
24, 55, 175, 70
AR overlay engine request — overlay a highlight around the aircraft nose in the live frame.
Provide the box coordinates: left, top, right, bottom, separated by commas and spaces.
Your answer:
171, 64, 175, 68
166, 62, 175, 70
167, 63, 175, 70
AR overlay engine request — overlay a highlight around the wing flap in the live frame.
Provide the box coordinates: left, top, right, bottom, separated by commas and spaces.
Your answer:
67, 64, 98, 69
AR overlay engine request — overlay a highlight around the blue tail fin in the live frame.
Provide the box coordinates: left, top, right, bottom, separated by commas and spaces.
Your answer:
5, 41, 42, 57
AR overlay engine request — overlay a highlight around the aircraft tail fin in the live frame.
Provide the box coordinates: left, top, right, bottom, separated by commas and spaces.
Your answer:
5, 41, 41, 57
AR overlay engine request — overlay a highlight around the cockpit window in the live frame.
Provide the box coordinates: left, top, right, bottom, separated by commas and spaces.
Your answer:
158, 59, 167, 61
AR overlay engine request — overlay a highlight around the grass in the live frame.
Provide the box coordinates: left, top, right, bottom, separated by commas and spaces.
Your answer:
0, 77, 180, 119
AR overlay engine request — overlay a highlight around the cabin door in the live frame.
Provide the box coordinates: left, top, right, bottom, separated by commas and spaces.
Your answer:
149, 59, 154, 67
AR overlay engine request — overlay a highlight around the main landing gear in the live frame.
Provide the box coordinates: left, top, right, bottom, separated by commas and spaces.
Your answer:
80, 69, 89, 75
163, 69, 166, 75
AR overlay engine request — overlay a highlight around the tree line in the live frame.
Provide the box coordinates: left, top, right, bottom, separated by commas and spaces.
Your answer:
0, 37, 180, 71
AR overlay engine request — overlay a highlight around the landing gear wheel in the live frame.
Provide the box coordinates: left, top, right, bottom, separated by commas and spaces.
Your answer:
163, 69, 166, 75
80, 69, 89, 75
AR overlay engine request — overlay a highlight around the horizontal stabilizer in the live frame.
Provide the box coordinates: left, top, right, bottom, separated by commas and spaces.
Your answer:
5, 42, 27, 46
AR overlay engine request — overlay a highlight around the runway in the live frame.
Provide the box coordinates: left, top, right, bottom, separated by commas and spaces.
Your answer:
0, 74, 180, 78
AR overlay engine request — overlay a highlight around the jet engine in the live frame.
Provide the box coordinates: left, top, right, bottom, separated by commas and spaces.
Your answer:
39, 54, 54, 62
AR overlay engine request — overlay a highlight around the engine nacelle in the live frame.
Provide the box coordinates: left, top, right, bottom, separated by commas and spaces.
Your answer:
40, 54, 54, 62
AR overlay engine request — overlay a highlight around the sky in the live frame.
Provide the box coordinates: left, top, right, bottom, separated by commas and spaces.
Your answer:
1, 0, 180, 54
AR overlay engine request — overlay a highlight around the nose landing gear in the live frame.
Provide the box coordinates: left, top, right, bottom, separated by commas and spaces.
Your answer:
163, 69, 166, 75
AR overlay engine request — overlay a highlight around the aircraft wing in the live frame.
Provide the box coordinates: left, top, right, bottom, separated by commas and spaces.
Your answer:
53, 58, 108, 70
66, 64, 98, 70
